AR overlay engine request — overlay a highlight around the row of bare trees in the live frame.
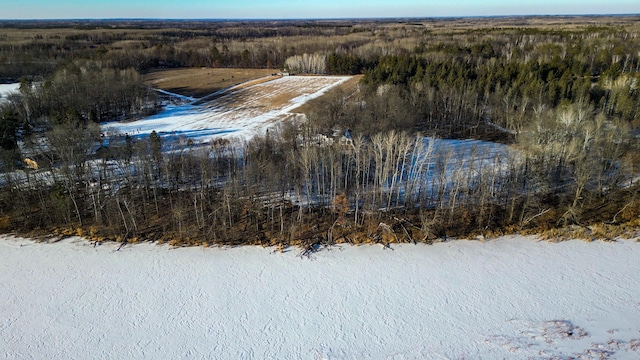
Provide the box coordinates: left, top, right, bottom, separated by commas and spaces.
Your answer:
1, 101, 636, 243
284, 53, 326, 74
14, 61, 157, 126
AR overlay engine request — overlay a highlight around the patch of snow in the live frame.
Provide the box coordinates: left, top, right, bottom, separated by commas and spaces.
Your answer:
1, 235, 640, 359
0, 83, 20, 103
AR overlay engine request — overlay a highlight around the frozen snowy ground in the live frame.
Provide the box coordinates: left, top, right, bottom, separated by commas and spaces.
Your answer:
103, 76, 351, 143
0, 83, 20, 103
2, 235, 640, 359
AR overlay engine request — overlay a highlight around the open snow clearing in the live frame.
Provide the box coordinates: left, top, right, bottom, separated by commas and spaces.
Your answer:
1, 235, 640, 359
104, 76, 351, 143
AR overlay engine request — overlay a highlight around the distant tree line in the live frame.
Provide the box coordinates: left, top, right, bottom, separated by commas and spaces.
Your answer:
2, 17, 637, 85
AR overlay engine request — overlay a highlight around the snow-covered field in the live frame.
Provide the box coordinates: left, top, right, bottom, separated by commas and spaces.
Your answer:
2, 235, 640, 359
103, 76, 351, 143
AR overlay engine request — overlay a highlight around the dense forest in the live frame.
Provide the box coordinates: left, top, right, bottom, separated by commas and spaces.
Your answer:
0, 17, 638, 246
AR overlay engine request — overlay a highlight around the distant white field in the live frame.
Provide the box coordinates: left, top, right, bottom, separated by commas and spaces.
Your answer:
1, 235, 640, 359
103, 76, 351, 144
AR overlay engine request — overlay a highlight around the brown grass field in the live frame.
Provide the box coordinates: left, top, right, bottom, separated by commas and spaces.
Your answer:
200, 75, 352, 112
143, 68, 361, 109
143, 68, 279, 98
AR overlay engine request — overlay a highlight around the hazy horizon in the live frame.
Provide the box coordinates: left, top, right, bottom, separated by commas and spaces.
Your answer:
1, 0, 639, 20
1, 14, 640, 22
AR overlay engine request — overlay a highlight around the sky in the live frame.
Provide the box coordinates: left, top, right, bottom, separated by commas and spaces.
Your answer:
1, 0, 639, 20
